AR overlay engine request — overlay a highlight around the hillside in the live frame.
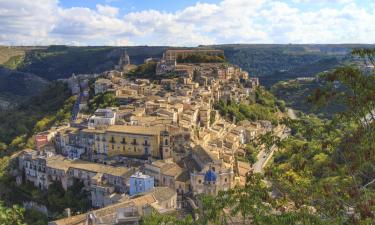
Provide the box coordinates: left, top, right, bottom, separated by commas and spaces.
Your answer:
270, 78, 345, 117
0, 46, 28, 65
3, 44, 375, 84
209, 44, 375, 86
16, 46, 168, 80
0, 82, 72, 148
0, 67, 50, 110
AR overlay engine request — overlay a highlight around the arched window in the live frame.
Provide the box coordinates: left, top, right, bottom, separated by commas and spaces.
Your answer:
165, 139, 168, 145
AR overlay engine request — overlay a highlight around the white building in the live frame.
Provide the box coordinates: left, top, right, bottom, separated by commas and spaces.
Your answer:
88, 108, 117, 129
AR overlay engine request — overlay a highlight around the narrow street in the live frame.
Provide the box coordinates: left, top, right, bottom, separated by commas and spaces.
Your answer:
252, 131, 288, 174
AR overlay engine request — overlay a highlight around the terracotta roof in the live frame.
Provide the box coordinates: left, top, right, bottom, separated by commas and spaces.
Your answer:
106, 125, 164, 135
48, 214, 86, 225
162, 164, 183, 177
46, 154, 133, 177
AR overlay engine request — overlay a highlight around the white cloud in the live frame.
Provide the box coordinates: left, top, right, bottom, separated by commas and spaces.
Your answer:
292, 0, 353, 3
0, 0, 374, 46
96, 4, 119, 17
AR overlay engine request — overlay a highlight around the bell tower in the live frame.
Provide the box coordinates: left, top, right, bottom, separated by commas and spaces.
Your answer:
160, 130, 171, 159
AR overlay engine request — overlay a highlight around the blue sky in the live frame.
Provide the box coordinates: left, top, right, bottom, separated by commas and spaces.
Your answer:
60, 0, 221, 13
0, 0, 374, 46
59, 0, 374, 11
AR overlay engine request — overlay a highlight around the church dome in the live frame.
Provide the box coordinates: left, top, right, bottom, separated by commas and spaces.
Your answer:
204, 169, 217, 182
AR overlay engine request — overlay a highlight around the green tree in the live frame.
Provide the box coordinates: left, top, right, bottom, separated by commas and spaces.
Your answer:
0, 201, 26, 225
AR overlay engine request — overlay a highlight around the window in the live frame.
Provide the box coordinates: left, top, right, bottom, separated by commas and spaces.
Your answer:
198, 180, 202, 184
165, 139, 168, 145
225, 178, 227, 182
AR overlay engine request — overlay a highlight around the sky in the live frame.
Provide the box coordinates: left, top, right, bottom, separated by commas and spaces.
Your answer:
0, 0, 374, 46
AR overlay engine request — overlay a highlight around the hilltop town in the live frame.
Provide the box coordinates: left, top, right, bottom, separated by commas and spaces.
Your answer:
13, 49, 288, 224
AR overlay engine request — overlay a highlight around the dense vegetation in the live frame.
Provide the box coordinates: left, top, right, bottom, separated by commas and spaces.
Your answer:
126, 62, 157, 79
177, 53, 225, 63
214, 87, 279, 124
3, 45, 169, 81
209, 44, 374, 86
17, 46, 120, 80
0, 82, 73, 155
0, 66, 50, 110
88, 92, 119, 113
271, 78, 344, 117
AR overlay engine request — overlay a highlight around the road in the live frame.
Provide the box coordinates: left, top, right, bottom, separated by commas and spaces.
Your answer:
253, 107, 294, 173
253, 130, 289, 174
253, 145, 276, 173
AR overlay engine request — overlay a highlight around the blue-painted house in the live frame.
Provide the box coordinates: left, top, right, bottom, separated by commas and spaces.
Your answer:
129, 172, 154, 196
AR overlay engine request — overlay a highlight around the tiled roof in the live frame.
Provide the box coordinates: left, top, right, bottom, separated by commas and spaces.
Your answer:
46, 154, 133, 177
106, 125, 164, 135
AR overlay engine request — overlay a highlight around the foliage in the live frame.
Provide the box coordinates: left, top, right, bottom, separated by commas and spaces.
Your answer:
45, 179, 91, 214
3, 55, 24, 69
266, 49, 375, 224
310, 68, 375, 129
215, 44, 362, 87
271, 78, 345, 117
141, 212, 195, 225
177, 53, 225, 63
17, 46, 120, 80
0, 66, 50, 100
257, 131, 281, 153
88, 92, 118, 113
142, 174, 326, 225
243, 143, 258, 164
0, 201, 25, 225
214, 96, 278, 124
126, 62, 157, 79
255, 87, 277, 108
0, 81, 72, 154
24, 209, 48, 225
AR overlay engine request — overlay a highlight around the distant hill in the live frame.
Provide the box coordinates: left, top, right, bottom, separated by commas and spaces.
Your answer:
16, 46, 168, 80
209, 44, 375, 86
0, 66, 50, 110
270, 78, 345, 117
3, 44, 375, 84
